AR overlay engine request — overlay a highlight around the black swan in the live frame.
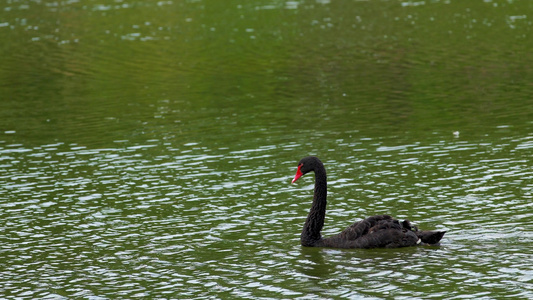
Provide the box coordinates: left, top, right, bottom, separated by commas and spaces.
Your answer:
292, 156, 445, 248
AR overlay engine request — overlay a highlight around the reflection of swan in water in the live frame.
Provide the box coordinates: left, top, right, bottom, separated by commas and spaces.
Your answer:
296, 247, 334, 280
292, 156, 446, 249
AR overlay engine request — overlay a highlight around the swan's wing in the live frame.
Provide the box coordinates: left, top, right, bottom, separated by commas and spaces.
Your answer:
322, 228, 419, 248
335, 215, 394, 240
355, 229, 419, 248
320, 215, 445, 248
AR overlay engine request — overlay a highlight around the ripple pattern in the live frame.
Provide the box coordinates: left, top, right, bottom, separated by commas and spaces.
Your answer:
0, 135, 532, 298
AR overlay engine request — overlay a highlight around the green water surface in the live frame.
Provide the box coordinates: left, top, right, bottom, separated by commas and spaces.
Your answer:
1, 0, 532, 298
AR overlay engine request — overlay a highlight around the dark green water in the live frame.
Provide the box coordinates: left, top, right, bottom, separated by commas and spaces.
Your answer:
1, 0, 532, 298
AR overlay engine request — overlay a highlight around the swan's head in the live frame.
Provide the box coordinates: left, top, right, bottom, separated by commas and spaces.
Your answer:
291, 156, 322, 184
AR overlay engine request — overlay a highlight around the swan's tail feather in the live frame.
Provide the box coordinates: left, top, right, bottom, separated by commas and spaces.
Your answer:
416, 231, 446, 245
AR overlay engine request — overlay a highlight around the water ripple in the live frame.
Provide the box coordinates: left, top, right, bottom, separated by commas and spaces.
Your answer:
0, 136, 532, 298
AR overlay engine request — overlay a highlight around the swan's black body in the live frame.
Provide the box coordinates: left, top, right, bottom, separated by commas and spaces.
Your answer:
292, 156, 445, 249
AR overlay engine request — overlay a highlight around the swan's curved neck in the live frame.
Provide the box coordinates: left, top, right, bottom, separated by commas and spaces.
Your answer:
301, 164, 327, 247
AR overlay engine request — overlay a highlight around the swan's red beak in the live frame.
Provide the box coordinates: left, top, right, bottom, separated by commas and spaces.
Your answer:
292, 165, 303, 184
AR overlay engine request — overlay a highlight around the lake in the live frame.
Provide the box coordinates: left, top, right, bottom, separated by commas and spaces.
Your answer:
1, 0, 532, 298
